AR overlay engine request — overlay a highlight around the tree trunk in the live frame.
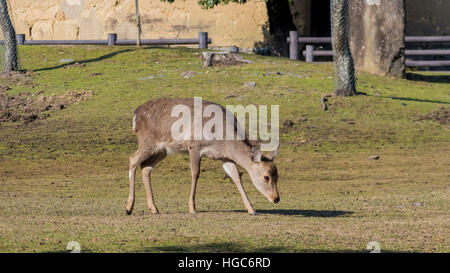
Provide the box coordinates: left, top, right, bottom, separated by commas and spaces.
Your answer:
0, 0, 18, 72
266, 0, 297, 57
331, 0, 356, 96
135, 0, 141, 46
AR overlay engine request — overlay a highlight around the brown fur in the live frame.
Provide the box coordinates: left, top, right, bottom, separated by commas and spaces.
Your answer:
126, 98, 279, 215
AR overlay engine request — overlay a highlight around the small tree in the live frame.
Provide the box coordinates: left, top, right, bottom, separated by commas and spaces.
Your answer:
135, 0, 141, 46
0, 0, 18, 72
330, 0, 356, 96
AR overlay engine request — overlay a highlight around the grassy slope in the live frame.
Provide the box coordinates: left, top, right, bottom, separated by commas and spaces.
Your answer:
0, 45, 449, 252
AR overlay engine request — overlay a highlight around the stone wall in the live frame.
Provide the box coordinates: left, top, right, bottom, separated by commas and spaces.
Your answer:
7, 0, 269, 49
349, 0, 405, 78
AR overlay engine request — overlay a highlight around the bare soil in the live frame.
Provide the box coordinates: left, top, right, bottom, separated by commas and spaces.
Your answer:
418, 106, 450, 125
0, 89, 93, 123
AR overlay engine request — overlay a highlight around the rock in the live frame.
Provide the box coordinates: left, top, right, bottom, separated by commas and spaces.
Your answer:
59, 58, 74, 63
201, 52, 253, 67
138, 75, 154, 80
180, 71, 196, 79
244, 81, 256, 88
349, 0, 405, 78
412, 202, 423, 207
283, 120, 294, 128
223, 46, 239, 53
64, 62, 86, 69
368, 155, 380, 160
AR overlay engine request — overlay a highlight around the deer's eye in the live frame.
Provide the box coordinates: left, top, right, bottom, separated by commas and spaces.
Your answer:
264, 176, 270, 182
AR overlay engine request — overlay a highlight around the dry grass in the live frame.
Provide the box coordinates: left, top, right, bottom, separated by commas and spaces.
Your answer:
0, 46, 449, 252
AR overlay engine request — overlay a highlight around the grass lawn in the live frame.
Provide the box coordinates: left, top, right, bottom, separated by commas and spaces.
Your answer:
0, 45, 449, 252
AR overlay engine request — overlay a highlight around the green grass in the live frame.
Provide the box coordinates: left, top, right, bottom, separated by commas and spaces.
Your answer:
0, 45, 449, 252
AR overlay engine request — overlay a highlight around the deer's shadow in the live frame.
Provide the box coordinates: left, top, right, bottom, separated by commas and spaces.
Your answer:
227, 209, 354, 217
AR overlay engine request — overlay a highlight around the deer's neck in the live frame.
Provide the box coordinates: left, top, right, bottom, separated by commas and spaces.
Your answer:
226, 141, 254, 171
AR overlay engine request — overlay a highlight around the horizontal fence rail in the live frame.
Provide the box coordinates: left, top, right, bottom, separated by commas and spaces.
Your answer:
287, 31, 450, 68
3, 32, 212, 49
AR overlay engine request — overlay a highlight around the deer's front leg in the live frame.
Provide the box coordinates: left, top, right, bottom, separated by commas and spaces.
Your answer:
188, 149, 201, 214
222, 161, 256, 215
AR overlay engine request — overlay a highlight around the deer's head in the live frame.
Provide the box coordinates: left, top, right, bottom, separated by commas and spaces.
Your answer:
247, 144, 280, 204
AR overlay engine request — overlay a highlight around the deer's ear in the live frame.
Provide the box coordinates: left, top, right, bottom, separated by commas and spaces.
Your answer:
265, 143, 279, 161
251, 145, 262, 163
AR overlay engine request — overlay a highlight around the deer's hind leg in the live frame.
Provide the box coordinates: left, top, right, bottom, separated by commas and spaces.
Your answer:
140, 151, 167, 214
126, 147, 157, 215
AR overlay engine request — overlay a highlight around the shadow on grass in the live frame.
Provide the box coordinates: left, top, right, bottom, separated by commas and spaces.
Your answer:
139, 242, 286, 253
406, 72, 450, 84
33, 49, 135, 72
385, 96, 450, 104
232, 209, 354, 217
39, 243, 410, 253
371, 94, 450, 105
138, 243, 410, 253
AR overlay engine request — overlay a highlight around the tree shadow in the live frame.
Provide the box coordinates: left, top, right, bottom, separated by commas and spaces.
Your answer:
138, 242, 410, 253
231, 209, 354, 217
33, 49, 135, 72
139, 242, 286, 253
39, 243, 411, 253
406, 72, 450, 84
377, 95, 450, 105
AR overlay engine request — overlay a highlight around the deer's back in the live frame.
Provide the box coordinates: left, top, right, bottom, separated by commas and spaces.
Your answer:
132, 98, 229, 153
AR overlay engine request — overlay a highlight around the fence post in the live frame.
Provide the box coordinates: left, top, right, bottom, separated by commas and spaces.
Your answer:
289, 31, 299, 60
199, 32, 208, 49
107, 33, 117, 46
305, 45, 314, 62
16, 34, 25, 45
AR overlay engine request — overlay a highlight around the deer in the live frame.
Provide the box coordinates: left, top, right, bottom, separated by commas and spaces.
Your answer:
126, 98, 279, 216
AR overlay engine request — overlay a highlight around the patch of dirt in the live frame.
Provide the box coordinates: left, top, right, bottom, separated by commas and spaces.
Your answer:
64, 62, 87, 69
0, 90, 94, 123
0, 71, 34, 87
201, 52, 253, 67
417, 107, 449, 125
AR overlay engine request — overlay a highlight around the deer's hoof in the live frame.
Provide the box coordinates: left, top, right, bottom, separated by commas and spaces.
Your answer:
151, 210, 160, 215
249, 211, 258, 216
190, 211, 197, 215
126, 209, 132, 215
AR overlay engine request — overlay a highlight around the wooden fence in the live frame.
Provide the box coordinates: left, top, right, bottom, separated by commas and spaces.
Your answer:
9, 32, 211, 48
287, 31, 450, 67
